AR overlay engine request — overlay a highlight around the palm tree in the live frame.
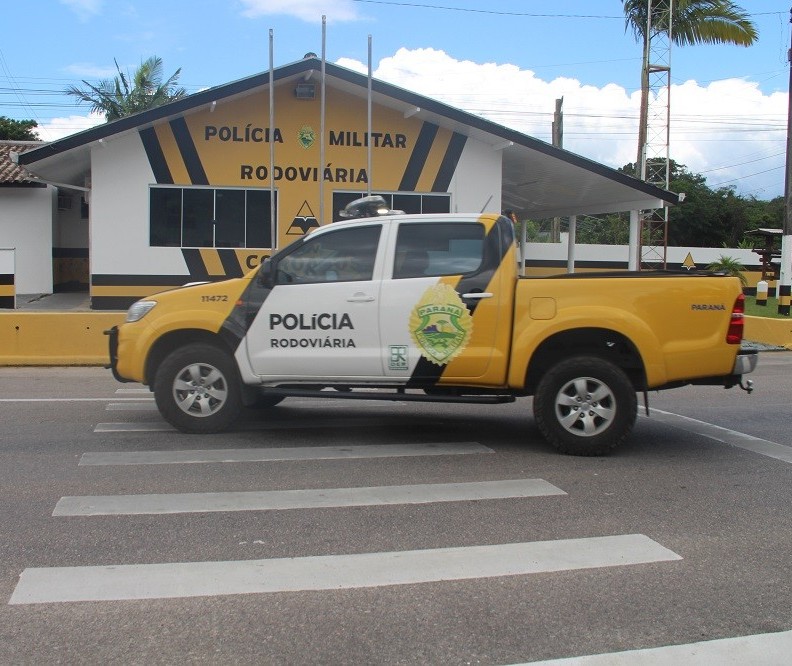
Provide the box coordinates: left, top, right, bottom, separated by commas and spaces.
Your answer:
65, 56, 187, 121
707, 254, 747, 285
623, 0, 757, 177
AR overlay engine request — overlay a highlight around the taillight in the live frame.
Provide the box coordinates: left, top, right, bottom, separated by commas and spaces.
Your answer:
726, 293, 744, 344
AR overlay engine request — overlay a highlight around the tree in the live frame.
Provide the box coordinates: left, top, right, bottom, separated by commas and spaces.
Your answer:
618, 159, 782, 248
65, 56, 187, 121
623, 0, 757, 177
0, 116, 39, 140
707, 254, 747, 285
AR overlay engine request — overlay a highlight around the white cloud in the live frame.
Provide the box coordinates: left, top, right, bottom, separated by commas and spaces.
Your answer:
59, 0, 102, 20
338, 48, 786, 198
238, 0, 359, 22
37, 112, 105, 142
64, 63, 118, 79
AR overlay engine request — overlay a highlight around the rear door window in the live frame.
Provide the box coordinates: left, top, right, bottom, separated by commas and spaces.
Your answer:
393, 222, 484, 279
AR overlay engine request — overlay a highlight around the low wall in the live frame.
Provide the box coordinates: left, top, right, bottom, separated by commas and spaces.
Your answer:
744, 316, 792, 350
0, 312, 125, 365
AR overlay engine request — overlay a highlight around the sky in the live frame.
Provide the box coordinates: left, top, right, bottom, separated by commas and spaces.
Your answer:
1, 0, 789, 200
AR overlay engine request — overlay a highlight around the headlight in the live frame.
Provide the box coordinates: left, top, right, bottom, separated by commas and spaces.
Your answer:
126, 299, 157, 323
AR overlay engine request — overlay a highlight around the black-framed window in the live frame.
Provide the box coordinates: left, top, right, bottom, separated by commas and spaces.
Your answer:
332, 191, 450, 222
275, 225, 382, 285
394, 222, 484, 278
149, 186, 278, 248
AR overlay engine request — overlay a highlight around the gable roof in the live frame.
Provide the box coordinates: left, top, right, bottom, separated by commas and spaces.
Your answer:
0, 140, 45, 187
17, 57, 677, 217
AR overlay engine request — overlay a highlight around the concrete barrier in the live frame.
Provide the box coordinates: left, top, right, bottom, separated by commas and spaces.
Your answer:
0, 312, 125, 365
744, 316, 792, 350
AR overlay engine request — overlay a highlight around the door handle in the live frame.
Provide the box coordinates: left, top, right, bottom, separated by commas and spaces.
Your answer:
347, 293, 375, 302
462, 292, 493, 300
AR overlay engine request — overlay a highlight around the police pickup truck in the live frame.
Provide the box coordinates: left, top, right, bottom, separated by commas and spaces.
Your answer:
108, 199, 756, 455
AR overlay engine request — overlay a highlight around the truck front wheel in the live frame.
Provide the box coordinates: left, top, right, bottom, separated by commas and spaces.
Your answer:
534, 356, 637, 456
154, 343, 243, 434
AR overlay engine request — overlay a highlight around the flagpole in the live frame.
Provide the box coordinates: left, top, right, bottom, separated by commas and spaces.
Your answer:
779, 5, 792, 315
320, 15, 327, 225
268, 29, 276, 252
367, 34, 373, 196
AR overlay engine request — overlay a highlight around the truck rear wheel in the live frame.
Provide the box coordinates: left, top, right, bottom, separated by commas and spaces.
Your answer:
154, 343, 242, 433
534, 356, 637, 456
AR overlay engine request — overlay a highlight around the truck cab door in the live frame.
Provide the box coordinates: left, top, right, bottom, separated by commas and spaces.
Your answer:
379, 218, 510, 383
244, 223, 384, 379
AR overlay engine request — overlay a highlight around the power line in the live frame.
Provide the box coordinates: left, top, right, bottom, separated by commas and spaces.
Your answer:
710, 165, 785, 188
352, 1, 784, 21
351, 1, 623, 19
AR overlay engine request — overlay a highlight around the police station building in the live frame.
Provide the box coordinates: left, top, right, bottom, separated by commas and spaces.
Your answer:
14, 55, 676, 310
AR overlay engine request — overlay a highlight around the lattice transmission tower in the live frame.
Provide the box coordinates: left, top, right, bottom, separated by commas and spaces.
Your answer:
639, 0, 672, 269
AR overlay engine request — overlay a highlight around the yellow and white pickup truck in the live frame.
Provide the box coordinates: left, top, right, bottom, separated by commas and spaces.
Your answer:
107, 203, 756, 455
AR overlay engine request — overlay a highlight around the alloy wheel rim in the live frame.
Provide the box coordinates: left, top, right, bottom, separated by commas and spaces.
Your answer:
554, 376, 616, 437
172, 362, 228, 417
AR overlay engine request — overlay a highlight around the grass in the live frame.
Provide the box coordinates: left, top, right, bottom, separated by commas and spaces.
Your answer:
744, 295, 792, 319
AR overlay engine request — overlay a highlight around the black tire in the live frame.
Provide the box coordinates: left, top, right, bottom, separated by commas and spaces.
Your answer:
154, 343, 243, 434
533, 356, 637, 456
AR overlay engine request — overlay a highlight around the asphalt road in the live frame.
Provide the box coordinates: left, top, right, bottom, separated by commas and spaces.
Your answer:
1, 353, 791, 665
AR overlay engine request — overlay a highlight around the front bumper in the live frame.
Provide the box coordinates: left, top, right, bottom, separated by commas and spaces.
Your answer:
104, 325, 133, 383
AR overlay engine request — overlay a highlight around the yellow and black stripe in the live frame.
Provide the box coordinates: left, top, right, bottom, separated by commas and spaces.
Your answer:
406, 215, 514, 387
0, 273, 14, 309
778, 284, 791, 315
91, 249, 265, 310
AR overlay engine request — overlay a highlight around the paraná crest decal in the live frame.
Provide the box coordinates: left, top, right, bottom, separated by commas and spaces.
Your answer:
409, 283, 473, 365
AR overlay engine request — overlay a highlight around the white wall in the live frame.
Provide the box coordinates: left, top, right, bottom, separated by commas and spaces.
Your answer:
451, 136, 502, 214
0, 186, 54, 293
90, 133, 189, 276
0, 247, 14, 273
54, 191, 88, 248
526, 235, 761, 269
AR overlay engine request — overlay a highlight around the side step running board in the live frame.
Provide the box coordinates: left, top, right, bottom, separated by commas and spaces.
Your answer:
259, 388, 516, 405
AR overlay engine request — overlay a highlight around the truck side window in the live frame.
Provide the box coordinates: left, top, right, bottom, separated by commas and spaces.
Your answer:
274, 225, 381, 285
394, 222, 485, 278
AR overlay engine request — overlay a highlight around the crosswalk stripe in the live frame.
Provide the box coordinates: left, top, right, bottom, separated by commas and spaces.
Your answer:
93, 416, 433, 433
105, 402, 158, 411
518, 629, 792, 665
104, 401, 403, 412
79, 442, 492, 466
0, 398, 152, 403
94, 422, 173, 432
8, 534, 681, 604
54, 479, 565, 516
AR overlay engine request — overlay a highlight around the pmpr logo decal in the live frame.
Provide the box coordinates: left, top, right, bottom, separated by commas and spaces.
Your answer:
298, 125, 316, 149
409, 283, 473, 366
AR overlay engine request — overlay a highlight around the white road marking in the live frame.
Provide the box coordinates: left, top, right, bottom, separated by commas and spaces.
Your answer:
105, 402, 158, 411
94, 422, 173, 432
8, 534, 680, 604
0, 398, 155, 403
645, 408, 792, 464
104, 400, 399, 411
54, 479, 565, 516
79, 442, 492, 465
115, 388, 152, 395
519, 629, 792, 665
93, 416, 434, 433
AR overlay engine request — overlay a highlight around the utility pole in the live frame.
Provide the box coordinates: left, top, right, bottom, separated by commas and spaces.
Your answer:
551, 97, 563, 243
779, 5, 792, 315
639, 0, 672, 270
